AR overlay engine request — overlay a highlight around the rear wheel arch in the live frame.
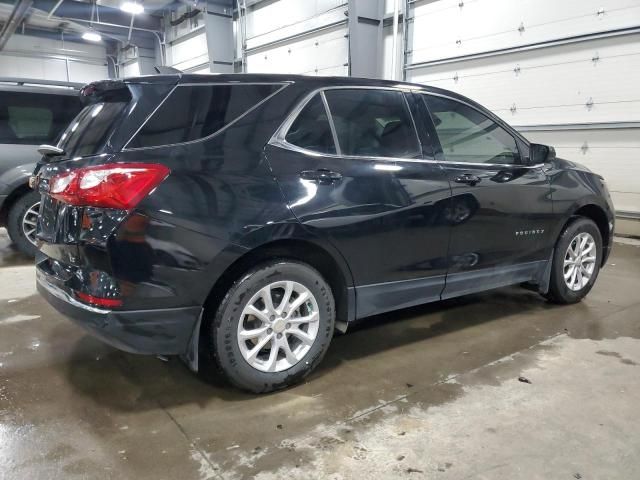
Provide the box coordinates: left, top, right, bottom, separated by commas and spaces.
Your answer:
202, 238, 353, 333
194, 238, 353, 376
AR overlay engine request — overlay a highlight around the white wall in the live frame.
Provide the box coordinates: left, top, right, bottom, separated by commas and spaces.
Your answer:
402, 0, 640, 222
0, 33, 108, 83
244, 0, 349, 76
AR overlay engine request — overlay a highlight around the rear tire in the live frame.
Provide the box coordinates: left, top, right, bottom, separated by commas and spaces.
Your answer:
7, 191, 41, 257
204, 260, 335, 393
544, 217, 602, 304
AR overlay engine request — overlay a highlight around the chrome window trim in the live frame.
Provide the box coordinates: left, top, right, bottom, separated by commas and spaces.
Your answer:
269, 140, 544, 168
270, 85, 544, 170
122, 82, 291, 151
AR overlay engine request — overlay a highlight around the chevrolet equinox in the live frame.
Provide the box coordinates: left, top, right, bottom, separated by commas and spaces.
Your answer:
33, 74, 615, 392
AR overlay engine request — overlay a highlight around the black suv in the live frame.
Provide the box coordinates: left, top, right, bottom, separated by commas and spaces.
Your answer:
33, 74, 614, 392
0, 78, 82, 256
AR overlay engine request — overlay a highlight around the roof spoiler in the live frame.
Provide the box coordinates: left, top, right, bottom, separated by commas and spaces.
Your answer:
79, 80, 132, 105
154, 66, 182, 75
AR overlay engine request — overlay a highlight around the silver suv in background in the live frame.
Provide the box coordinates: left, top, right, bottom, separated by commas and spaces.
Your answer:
0, 78, 82, 255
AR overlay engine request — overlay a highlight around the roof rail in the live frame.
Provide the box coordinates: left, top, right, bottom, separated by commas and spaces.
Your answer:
0, 77, 84, 89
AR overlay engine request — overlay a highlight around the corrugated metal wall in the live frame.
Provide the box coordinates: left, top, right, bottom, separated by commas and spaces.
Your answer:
403, 0, 640, 222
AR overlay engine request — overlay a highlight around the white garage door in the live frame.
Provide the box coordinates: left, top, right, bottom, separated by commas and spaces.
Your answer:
244, 0, 349, 76
405, 0, 640, 217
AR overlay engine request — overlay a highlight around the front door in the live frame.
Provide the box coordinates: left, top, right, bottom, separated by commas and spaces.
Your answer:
420, 93, 554, 299
266, 87, 452, 317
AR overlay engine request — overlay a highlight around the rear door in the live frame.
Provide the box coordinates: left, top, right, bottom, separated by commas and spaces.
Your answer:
421, 93, 554, 299
267, 87, 452, 317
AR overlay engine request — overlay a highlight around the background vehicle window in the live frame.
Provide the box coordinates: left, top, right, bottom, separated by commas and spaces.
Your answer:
424, 95, 520, 165
285, 94, 336, 154
0, 91, 79, 145
130, 84, 281, 148
323, 89, 421, 158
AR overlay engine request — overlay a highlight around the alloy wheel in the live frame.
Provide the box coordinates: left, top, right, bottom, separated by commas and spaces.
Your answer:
563, 232, 596, 291
21, 201, 40, 246
237, 280, 320, 372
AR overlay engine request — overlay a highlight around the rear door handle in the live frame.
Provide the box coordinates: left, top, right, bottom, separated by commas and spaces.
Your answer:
454, 173, 481, 186
300, 169, 343, 184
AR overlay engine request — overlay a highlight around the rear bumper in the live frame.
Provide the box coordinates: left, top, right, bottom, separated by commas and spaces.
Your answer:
37, 269, 202, 355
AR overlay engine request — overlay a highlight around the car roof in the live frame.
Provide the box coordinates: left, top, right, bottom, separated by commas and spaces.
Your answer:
121, 72, 471, 103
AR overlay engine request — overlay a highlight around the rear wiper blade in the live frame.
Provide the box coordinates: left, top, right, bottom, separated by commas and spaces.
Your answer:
38, 144, 65, 157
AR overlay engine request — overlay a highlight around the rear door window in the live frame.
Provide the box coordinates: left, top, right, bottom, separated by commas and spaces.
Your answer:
128, 84, 283, 149
284, 94, 336, 154
0, 91, 80, 145
323, 89, 421, 158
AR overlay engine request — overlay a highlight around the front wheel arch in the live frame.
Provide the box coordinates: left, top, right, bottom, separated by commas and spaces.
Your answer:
572, 204, 611, 266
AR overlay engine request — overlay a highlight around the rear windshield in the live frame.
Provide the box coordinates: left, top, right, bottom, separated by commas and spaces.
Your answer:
127, 83, 283, 149
56, 101, 128, 158
0, 91, 80, 145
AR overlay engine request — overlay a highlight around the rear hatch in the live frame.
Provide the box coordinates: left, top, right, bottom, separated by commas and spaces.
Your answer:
34, 77, 177, 245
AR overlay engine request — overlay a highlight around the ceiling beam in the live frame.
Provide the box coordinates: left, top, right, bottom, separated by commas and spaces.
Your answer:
0, 0, 34, 50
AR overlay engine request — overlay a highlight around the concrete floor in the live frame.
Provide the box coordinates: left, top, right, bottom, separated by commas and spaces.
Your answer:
1, 227, 639, 480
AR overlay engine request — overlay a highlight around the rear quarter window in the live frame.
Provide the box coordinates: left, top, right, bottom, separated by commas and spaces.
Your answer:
0, 91, 80, 145
127, 84, 284, 149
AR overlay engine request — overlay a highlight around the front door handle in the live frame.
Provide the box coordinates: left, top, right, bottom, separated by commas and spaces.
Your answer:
454, 173, 481, 186
300, 169, 343, 184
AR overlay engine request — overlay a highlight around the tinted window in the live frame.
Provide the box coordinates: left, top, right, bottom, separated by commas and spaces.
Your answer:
323, 89, 420, 158
130, 84, 282, 148
57, 102, 129, 158
424, 95, 520, 165
0, 91, 80, 145
285, 94, 336, 154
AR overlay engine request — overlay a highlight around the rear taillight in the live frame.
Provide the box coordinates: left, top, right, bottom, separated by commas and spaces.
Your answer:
50, 163, 170, 210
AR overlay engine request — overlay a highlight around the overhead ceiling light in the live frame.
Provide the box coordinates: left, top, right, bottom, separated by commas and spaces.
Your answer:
82, 31, 102, 42
120, 2, 144, 14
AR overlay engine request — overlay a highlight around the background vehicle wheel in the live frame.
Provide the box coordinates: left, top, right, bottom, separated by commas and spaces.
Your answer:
545, 217, 602, 304
205, 260, 335, 393
7, 191, 41, 257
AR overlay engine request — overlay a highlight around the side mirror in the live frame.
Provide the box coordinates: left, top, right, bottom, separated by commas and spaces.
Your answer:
529, 143, 556, 165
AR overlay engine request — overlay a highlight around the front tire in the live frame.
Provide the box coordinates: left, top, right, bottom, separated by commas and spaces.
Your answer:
545, 217, 602, 304
7, 191, 41, 257
206, 260, 335, 393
